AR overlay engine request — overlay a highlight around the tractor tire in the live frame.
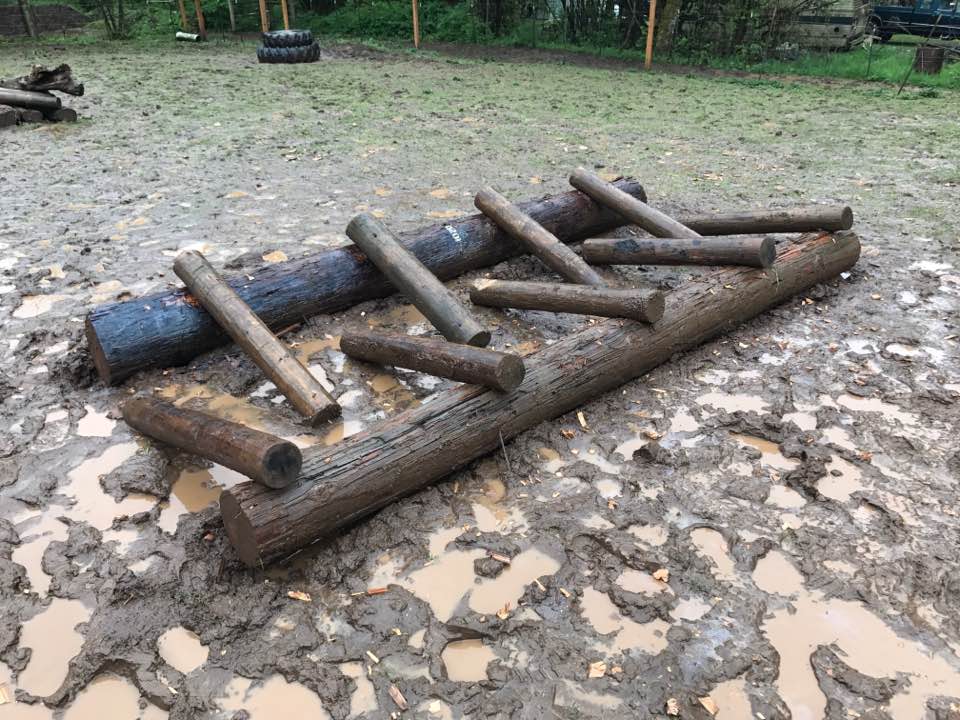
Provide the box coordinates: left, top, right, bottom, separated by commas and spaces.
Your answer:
257, 42, 321, 64
261, 29, 314, 48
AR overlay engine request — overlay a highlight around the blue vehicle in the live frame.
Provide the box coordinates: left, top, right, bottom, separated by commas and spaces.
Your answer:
869, 0, 960, 41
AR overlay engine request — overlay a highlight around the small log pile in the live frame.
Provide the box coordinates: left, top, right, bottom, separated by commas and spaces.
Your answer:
89, 170, 858, 566
0, 64, 82, 127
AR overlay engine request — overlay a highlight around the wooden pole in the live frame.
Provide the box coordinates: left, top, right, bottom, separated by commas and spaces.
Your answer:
644, 0, 657, 70
412, 0, 421, 48
0, 88, 60, 112
226, 0, 236, 32
346, 214, 490, 347
469, 279, 664, 323
474, 186, 606, 286
678, 206, 853, 236
123, 397, 301, 489
221, 231, 861, 567
174, 251, 340, 426
176, 0, 189, 30
85, 180, 649, 385
570, 168, 699, 239
280, 0, 290, 30
340, 329, 525, 393
17, 0, 37, 38
258, 0, 269, 32
582, 235, 776, 268
192, 0, 207, 39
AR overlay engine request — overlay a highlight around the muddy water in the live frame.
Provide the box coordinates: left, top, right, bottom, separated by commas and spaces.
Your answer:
817, 455, 865, 503
690, 528, 737, 581
468, 548, 561, 615
218, 675, 330, 719
708, 677, 753, 718
628, 524, 668, 546
62, 674, 167, 719
338, 661, 378, 716
400, 527, 483, 622
441, 639, 497, 682
580, 587, 669, 655
12, 294, 68, 319
766, 484, 807, 510
157, 464, 246, 534
322, 419, 363, 446
157, 627, 208, 674
696, 392, 768, 414
16, 598, 90, 697
671, 597, 712, 621
731, 434, 798, 472
62, 443, 156, 530
837, 393, 918, 427
615, 569, 671, 595
752, 551, 803, 595
76, 405, 115, 437
10, 513, 68, 596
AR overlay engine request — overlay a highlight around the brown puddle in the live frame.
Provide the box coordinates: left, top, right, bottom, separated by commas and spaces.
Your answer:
400, 527, 482, 622
291, 335, 340, 364
615, 569, 671, 596
817, 455, 865, 503
708, 678, 752, 718
580, 587, 669, 655
157, 627, 208, 674
16, 598, 90, 697
76, 405, 115, 438
218, 675, 330, 719
62, 674, 167, 719
156, 384, 283, 436
322, 420, 363, 446
468, 548, 561, 615
671, 597, 712, 621
766, 484, 807, 510
731, 434, 798, 472
690, 528, 737, 581
366, 304, 427, 330
627, 524, 668, 546
12, 294, 69, 319
752, 551, 804, 596
837, 393, 918, 427
157, 464, 246, 534
338, 662, 378, 716
441, 639, 497, 682
696, 392, 769, 414
11, 513, 68, 596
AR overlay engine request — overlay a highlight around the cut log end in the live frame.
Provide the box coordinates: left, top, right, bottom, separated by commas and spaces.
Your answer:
307, 400, 342, 427
466, 329, 492, 348
496, 354, 526, 392
640, 292, 666, 324
85, 316, 114, 386
838, 206, 854, 231
220, 491, 262, 568
262, 442, 303, 488
759, 237, 777, 268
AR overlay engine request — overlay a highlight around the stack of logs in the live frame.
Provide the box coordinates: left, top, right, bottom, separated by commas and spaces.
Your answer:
95, 170, 859, 567
0, 64, 82, 128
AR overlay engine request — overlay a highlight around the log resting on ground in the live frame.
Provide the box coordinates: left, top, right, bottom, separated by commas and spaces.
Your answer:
221, 231, 861, 567
0, 105, 16, 128
0, 87, 60, 112
582, 235, 777, 268
85, 180, 648, 385
680, 205, 853, 236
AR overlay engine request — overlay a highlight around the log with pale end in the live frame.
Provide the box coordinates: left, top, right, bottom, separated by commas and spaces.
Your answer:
570, 168, 700, 239
474, 186, 606, 286
469, 279, 665, 324
582, 235, 776, 268
346, 213, 490, 347
220, 231, 860, 567
679, 206, 853, 236
173, 251, 340, 426
0, 87, 60, 112
123, 396, 301, 489
340, 329, 525, 392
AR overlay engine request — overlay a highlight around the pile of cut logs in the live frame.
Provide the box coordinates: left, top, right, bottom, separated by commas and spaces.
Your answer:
0, 64, 82, 127
91, 170, 859, 567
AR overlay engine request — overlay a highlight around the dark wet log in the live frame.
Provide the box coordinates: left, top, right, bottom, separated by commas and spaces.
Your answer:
0, 105, 16, 128
17, 107, 44, 123
45, 107, 77, 123
340, 329, 525, 393
474, 187, 606, 286
346, 214, 489, 347
14, 64, 84, 96
570, 168, 699, 239
582, 235, 776, 268
221, 231, 860, 567
174, 251, 340, 426
86, 180, 647, 385
678, 206, 853, 236
0, 87, 59, 112
469, 279, 664, 324
123, 396, 301, 489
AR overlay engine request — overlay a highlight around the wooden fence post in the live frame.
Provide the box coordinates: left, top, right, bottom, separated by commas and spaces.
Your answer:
280, 0, 290, 30
412, 0, 421, 48
193, 0, 207, 40
258, 0, 269, 32
645, 0, 658, 70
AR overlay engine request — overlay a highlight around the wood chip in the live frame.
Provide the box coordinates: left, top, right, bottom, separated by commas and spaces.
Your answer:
388, 684, 408, 710
577, 411, 588, 428
666, 697, 680, 715
287, 590, 312, 602
560, 429, 575, 439
366, 650, 380, 664
0, 683, 11, 705
391, 628, 403, 636
587, 660, 607, 678
262, 250, 288, 263
489, 552, 511, 564
534, 578, 546, 592
559, 587, 571, 598
496, 603, 511, 620
699, 695, 719, 715
367, 587, 388, 595
653, 568, 670, 583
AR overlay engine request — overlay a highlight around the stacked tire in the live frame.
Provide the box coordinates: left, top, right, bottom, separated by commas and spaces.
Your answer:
257, 30, 320, 64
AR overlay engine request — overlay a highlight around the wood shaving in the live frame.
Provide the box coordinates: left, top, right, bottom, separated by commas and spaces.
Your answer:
287, 590, 312, 602
388, 685, 408, 710
587, 660, 607, 678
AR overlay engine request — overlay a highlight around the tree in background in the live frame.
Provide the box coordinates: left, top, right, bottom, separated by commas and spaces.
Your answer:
17, 0, 38, 37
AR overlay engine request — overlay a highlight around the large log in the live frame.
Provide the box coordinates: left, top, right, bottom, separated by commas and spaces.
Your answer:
174, 251, 340, 425
0, 87, 59, 112
582, 235, 776, 268
0, 105, 16, 128
346, 214, 489, 347
221, 231, 860, 567
85, 181, 648, 385
679, 206, 853, 235
13, 64, 85, 96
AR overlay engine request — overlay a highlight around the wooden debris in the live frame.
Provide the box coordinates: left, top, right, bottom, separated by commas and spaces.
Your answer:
699, 695, 719, 716
475, 186, 606, 286
340, 328, 524, 392
653, 568, 670, 583
666, 697, 680, 715
388, 685, 408, 711
174, 250, 340, 426
367, 587, 388, 595
582, 235, 777, 269
680, 205, 853, 235
496, 603, 511, 620
11, 64, 84, 95
16, 107, 44, 123
588, 661, 607, 678
123, 396, 302, 488
346, 213, 490, 347
287, 590, 311, 602
218, 232, 860, 566
0, 105, 16, 128
366, 650, 380, 664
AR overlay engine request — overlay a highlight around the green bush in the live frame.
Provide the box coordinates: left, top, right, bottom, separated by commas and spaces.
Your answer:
306, 0, 490, 43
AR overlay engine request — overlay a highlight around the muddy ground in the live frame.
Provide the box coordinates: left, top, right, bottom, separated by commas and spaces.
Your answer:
0, 37, 958, 720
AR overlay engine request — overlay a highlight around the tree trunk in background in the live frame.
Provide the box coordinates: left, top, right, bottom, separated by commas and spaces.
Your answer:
654, 0, 681, 54
17, 0, 37, 37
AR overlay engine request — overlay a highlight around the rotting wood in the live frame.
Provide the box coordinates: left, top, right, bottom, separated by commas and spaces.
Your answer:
582, 235, 776, 268
346, 213, 490, 347
570, 168, 700, 239
469, 279, 665, 324
475, 186, 606, 286
0, 87, 59, 112
220, 231, 860, 567
85, 180, 648, 384
678, 206, 853, 235
174, 250, 340, 426
123, 396, 301, 488
340, 328, 525, 392
11, 64, 84, 96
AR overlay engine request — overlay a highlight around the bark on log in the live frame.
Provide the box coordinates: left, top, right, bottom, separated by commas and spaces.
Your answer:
0, 88, 59, 111
340, 329, 525, 393
0, 105, 17, 128
346, 213, 490, 347
679, 206, 853, 235
469, 279, 665, 324
570, 168, 699, 239
45, 107, 77, 123
123, 396, 301, 488
17, 107, 44, 123
582, 235, 776, 268
221, 231, 860, 567
14, 64, 84, 96
174, 251, 340, 425
474, 186, 606, 286
85, 180, 647, 385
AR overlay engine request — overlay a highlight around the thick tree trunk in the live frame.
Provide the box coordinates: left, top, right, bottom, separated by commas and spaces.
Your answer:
654, 0, 682, 54
221, 231, 860, 567
85, 181, 648, 385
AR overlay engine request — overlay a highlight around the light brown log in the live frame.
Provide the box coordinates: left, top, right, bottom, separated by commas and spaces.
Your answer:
340, 329, 525, 393
123, 396, 301, 488
679, 206, 853, 235
280, 0, 289, 29
174, 251, 340, 425
582, 235, 776, 268
0, 88, 59, 112
220, 231, 860, 567
346, 213, 490, 347
176, 0, 190, 30
411, 0, 420, 47
193, 0, 207, 38
474, 186, 606, 286
258, 0, 269, 32
570, 167, 699, 239
470, 279, 664, 324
